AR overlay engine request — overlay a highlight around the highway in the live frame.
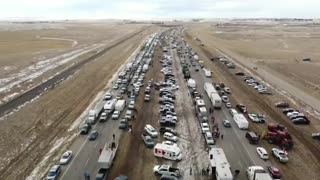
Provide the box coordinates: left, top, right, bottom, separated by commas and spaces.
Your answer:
59, 34, 158, 180
174, 30, 272, 179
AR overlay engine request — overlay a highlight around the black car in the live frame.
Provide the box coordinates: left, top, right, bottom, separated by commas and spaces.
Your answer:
80, 123, 91, 135
292, 118, 310, 125
235, 72, 245, 76
159, 127, 177, 135
236, 104, 247, 113
275, 102, 290, 108
89, 130, 98, 140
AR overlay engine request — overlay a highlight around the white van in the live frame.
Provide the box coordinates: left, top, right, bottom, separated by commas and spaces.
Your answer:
144, 124, 158, 138
153, 143, 182, 161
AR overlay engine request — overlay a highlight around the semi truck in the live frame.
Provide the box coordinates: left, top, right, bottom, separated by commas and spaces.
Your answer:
246, 166, 272, 180
233, 113, 249, 130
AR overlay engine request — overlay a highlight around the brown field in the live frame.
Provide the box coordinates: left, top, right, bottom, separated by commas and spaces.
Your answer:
0, 22, 161, 179
184, 24, 320, 180
186, 22, 320, 101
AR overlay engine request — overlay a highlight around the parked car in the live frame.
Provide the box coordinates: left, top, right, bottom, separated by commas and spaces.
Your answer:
236, 104, 247, 113
205, 132, 215, 145
104, 93, 112, 100
80, 123, 91, 135
47, 165, 61, 180
119, 119, 127, 129
267, 166, 281, 179
312, 132, 320, 140
89, 130, 98, 141
221, 96, 229, 103
223, 120, 231, 127
153, 165, 180, 177
256, 147, 269, 160
142, 133, 155, 148
125, 110, 133, 120
144, 124, 158, 138
225, 102, 232, 108
275, 102, 289, 108
144, 94, 150, 102
272, 148, 289, 163
160, 174, 178, 180
159, 127, 177, 135
112, 111, 120, 120
128, 100, 135, 110
163, 132, 178, 142
201, 123, 210, 133
59, 151, 73, 165
224, 87, 231, 94
235, 72, 245, 76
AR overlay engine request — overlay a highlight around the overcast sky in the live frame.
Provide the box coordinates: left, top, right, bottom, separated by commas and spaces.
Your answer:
1, 0, 319, 20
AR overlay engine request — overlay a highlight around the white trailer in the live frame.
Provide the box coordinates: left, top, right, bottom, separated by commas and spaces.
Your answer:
233, 113, 249, 130
115, 100, 126, 112
104, 99, 117, 113
209, 148, 233, 180
247, 166, 272, 180
153, 143, 182, 161
210, 93, 222, 108
97, 142, 118, 169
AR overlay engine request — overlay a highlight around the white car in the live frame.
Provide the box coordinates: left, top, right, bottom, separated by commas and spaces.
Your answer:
201, 123, 210, 133
222, 96, 229, 103
225, 102, 232, 108
59, 151, 73, 165
248, 113, 260, 123
112, 84, 119, 90
162, 140, 177, 146
104, 92, 112, 100
112, 111, 120, 120
144, 124, 158, 138
163, 132, 178, 142
224, 87, 231, 94
128, 100, 135, 110
256, 147, 269, 160
272, 148, 289, 163
229, 109, 238, 117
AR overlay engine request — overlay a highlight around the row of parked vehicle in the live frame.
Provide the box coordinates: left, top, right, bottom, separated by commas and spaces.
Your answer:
243, 76, 272, 95
274, 101, 311, 125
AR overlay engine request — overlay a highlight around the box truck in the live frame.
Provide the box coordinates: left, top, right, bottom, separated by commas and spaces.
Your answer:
115, 100, 126, 112
233, 113, 249, 130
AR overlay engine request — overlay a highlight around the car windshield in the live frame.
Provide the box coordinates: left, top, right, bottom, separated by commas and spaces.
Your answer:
62, 154, 69, 158
48, 171, 56, 176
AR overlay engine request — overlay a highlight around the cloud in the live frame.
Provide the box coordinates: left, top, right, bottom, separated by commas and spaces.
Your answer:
0, 0, 319, 19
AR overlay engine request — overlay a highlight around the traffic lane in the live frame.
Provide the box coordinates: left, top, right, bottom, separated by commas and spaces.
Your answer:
181, 40, 272, 170
60, 119, 121, 180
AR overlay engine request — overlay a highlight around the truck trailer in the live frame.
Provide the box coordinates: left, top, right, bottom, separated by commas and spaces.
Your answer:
115, 100, 126, 112
233, 113, 249, 130
204, 82, 222, 109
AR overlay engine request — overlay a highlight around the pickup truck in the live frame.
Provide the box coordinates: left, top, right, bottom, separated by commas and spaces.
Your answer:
153, 165, 180, 177
141, 133, 155, 148
95, 168, 109, 180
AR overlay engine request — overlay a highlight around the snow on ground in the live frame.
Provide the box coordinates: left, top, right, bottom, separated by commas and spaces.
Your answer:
171, 46, 210, 179
39, 36, 78, 47
25, 135, 77, 180
0, 43, 105, 104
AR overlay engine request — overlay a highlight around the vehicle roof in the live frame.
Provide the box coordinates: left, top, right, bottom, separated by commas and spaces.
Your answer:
209, 148, 233, 178
50, 165, 60, 171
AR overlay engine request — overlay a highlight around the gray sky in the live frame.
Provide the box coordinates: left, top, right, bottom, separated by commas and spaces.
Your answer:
1, 0, 319, 20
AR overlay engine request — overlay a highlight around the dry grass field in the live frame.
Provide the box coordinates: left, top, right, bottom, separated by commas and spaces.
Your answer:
186, 21, 320, 101
0, 22, 161, 179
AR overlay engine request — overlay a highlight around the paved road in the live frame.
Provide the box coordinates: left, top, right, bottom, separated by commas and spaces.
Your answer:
59, 34, 158, 180
175, 31, 272, 179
